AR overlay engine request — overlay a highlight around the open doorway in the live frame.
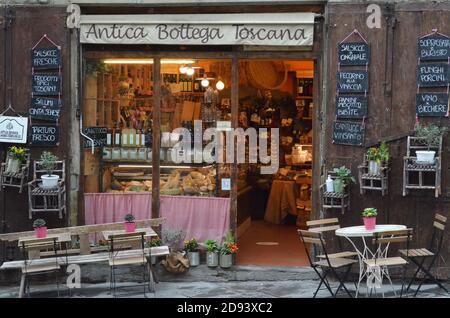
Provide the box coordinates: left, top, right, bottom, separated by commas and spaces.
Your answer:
236, 60, 315, 266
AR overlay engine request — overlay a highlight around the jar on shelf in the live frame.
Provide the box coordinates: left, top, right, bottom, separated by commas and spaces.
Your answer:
112, 148, 121, 160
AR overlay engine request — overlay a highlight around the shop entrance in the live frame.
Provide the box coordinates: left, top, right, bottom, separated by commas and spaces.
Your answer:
236, 60, 315, 267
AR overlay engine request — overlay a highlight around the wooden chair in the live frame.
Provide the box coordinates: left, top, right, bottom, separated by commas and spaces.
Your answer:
298, 229, 357, 298
400, 213, 448, 297
320, 172, 350, 215
358, 154, 389, 196
0, 149, 31, 193
403, 136, 442, 197
20, 237, 61, 298
364, 228, 413, 298
28, 160, 66, 219
108, 231, 150, 297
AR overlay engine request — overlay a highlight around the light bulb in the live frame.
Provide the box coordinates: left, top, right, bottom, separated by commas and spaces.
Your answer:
201, 78, 210, 87
186, 67, 195, 76
216, 79, 225, 91
179, 65, 188, 74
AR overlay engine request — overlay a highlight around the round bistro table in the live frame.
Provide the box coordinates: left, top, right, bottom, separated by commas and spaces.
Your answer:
335, 224, 407, 297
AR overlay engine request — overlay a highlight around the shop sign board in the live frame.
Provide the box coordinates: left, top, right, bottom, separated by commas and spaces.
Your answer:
418, 35, 450, 61
337, 70, 369, 93
78, 13, 315, 46
416, 93, 449, 117
417, 63, 450, 87
30, 124, 59, 146
332, 121, 365, 146
338, 42, 370, 66
32, 73, 62, 96
82, 127, 108, 148
29, 97, 61, 121
335, 95, 368, 119
0, 116, 28, 144
32, 48, 61, 70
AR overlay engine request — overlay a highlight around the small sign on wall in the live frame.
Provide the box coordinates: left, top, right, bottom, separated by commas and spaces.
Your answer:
30, 124, 59, 146
335, 95, 368, 119
336, 70, 369, 93
418, 35, 450, 61
416, 93, 449, 117
0, 116, 28, 144
221, 178, 231, 191
338, 42, 370, 66
417, 63, 450, 87
32, 73, 62, 96
332, 121, 365, 146
32, 48, 61, 70
29, 97, 61, 121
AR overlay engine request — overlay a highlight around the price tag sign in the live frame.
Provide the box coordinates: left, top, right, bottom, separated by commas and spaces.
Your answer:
221, 178, 231, 191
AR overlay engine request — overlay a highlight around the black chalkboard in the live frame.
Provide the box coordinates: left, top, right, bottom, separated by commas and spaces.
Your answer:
30, 124, 59, 146
32, 73, 61, 96
29, 97, 61, 121
336, 95, 368, 118
417, 63, 450, 87
418, 35, 450, 61
332, 121, 365, 146
338, 42, 370, 65
416, 93, 449, 117
337, 70, 369, 93
32, 48, 61, 70
82, 127, 107, 148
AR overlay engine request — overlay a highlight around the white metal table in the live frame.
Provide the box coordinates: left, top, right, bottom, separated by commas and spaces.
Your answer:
335, 224, 407, 297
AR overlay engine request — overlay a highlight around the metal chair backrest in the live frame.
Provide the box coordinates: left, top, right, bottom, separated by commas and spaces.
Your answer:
21, 237, 59, 270
429, 213, 447, 254
108, 231, 147, 260
298, 229, 332, 268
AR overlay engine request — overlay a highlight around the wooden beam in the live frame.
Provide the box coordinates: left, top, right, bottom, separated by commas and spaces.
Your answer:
152, 57, 161, 219
230, 55, 239, 236
0, 218, 166, 242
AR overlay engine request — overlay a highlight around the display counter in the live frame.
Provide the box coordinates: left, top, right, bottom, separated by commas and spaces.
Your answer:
85, 193, 230, 243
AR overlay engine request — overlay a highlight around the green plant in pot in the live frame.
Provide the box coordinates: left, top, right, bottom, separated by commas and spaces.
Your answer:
184, 238, 200, 266
123, 213, 136, 232
219, 231, 238, 269
39, 151, 59, 188
6, 146, 26, 174
362, 207, 378, 230
162, 229, 186, 253
366, 142, 390, 175
146, 238, 162, 265
332, 166, 356, 194
204, 239, 219, 267
415, 123, 448, 164
33, 218, 47, 238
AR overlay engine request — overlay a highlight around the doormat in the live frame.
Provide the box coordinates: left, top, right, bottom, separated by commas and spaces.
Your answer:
256, 242, 279, 246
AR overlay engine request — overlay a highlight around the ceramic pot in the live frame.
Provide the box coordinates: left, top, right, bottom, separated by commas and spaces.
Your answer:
206, 251, 219, 267
41, 175, 59, 188
363, 217, 376, 230
187, 251, 200, 266
219, 254, 233, 269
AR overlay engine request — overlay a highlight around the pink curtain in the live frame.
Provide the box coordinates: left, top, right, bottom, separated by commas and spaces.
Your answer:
84, 193, 230, 244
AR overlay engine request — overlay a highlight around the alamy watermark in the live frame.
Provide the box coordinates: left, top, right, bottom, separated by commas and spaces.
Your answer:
166, 120, 279, 174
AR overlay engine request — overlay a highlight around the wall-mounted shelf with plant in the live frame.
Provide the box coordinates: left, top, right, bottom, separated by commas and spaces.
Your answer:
320, 166, 354, 214
358, 141, 391, 196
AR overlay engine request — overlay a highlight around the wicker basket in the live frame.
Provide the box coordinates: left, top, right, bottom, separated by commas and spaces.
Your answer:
246, 61, 288, 90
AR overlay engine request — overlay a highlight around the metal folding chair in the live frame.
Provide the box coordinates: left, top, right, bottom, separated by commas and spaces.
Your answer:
400, 213, 448, 297
298, 229, 357, 298
20, 237, 61, 298
108, 231, 150, 298
365, 228, 413, 298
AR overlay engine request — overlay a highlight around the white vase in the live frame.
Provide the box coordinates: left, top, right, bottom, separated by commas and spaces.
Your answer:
368, 161, 380, 175
416, 150, 435, 164
188, 251, 200, 266
41, 174, 59, 188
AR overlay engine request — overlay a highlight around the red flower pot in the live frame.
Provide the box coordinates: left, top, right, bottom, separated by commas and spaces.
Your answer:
363, 217, 376, 230
124, 222, 136, 232
35, 227, 47, 238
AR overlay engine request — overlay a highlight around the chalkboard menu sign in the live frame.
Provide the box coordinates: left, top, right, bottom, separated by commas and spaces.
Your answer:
338, 42, 370, 65
417, 63, 450, 87
332, 121, 365, 146
82, 127, 107, 148
418, 35, 450, 61
32, 73, 61, 95
336, 95, 368, 118
337, 70, 369, 93
30, 124, 59, 146
32, 48, 61, 70
416, 93, 449, 117
29, 97, 60, 121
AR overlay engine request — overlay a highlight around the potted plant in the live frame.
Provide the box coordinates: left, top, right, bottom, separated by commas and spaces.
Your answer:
146, 238, 162, 265
39, 151, 59, 188
362, 207, 377, 230
204, 239, 219, 267
162, 229, 186, 253
415, 123, 448, 163
219, 232, 238, 269
33, 218, 47, 238
366, 141, 390, 175
123, 213, 136, 232
6, 146, 26, 174
184, 238, 200, 267
332, 166, 356, 194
